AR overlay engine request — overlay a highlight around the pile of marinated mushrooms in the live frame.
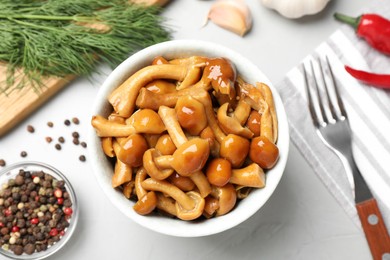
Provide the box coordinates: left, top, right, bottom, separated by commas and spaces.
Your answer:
91, 55, 279, 221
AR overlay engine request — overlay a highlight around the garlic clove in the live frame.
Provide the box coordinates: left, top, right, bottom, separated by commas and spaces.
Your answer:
207, 0, 253, 37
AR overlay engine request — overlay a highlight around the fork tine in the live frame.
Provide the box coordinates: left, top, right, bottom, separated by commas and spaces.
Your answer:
310, 60, 328, 125
318, 58, 337, 122
325, 56, 348, 120
303, 63, 320, 127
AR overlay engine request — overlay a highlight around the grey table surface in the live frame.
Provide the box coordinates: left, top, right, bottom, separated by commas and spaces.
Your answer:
0, 0, 376, 259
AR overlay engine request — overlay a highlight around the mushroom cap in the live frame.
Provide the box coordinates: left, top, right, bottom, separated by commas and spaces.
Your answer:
219, 134, 250, 168
117, 134, 148, 167
206, 158, 232, 187
246, 110, 261, 137
205, 58, 236, 98
128, 109, 166, 134
171, 138, 210, 176
249, 136, 279, 169
155, 134, 177, 155
176, 95, 208, 136
176, 191, 205, 221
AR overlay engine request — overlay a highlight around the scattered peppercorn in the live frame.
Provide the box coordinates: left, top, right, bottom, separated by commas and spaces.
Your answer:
80, 142, 87, 148
72, 132, 79, 138
71, 117, 79, 125
58, 137, 65, 144
64, 120, 71, 126
55, 144, 61, 150
45, 137, 53, 143
26, 125, 35, 133
20, 151, 27, 158
47, 122, 54, 128
72, 138, 80, 145
79, 155, 86, 162
0, 159, 5, 167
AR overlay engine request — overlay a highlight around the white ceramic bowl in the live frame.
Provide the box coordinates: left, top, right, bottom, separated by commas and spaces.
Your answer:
88, 40, 289, 237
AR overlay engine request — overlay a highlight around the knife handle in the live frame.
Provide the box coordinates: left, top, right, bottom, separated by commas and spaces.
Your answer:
356, 198, 390, 260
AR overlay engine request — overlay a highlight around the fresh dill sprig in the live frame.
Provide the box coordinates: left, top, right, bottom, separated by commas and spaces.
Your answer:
0, 0, 172, 94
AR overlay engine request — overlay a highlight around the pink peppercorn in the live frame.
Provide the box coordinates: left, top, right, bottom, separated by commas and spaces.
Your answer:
64, 207, 73, 216
30, 218, 39, 225
49, 228, 58, 237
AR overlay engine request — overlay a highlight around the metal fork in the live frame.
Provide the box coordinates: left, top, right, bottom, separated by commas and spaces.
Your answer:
303, 56, 390, 260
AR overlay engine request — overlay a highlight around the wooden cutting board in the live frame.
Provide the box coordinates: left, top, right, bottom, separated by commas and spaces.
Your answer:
0, 63, 75, 137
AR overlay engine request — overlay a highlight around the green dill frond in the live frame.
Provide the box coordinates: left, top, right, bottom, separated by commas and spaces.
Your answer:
0, 0, 172, 94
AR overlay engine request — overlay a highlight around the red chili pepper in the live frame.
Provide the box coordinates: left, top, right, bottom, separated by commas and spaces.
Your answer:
334, 13, 390, 55
345, 65, 390, 89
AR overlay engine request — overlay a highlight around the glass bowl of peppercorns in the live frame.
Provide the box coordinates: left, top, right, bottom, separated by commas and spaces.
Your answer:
0, 161, 78, 259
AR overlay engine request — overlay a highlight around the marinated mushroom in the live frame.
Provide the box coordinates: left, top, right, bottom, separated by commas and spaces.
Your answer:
153, 138, 210, 177
112, 141, 133, 188
155, 134, 177, 155
210, 183, 237, 216
217, 102, 253, 139
230, 163, 265, 188
219, 134, 250, 168
249, 136, 279, 169
109, 64, 191, 117
133, 191, 157, 215
142, 178, 205, 220
143, 148, 174, 180
176, 95, 208, 136
175, 191, 205, 220
91, 110, 166, 137
116, 134, 148, 167
126, 109, 166, 134
206, 158, 232, 187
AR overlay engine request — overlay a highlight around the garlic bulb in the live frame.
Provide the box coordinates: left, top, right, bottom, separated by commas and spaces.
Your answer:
207, 0, 253, 36
260, 0, 330, 19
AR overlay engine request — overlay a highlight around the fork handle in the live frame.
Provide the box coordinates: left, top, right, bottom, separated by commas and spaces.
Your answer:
356, 198, 390, 260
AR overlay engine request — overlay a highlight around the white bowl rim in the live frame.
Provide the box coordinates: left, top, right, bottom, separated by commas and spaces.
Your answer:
88, 39, 290, 237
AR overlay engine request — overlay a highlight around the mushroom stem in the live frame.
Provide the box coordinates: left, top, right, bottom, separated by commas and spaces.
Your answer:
156, 192, 177, 216
193, 89, 226, 143
91, 115, 135, 137
142, 178, 196, 210
230, 163, 265, 188
257, 82, 278, 143
135, 167, 148, 200
158, 106, 188, 148
136, 85, 204, 111
109, 64, 190, 117
143, 149, 174, 180
189, 171, 212, 198
217, 102, 253, 139
233, 99, 251, 125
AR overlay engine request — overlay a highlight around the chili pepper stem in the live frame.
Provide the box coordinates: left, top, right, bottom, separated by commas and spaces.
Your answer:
334, 12, 361, 30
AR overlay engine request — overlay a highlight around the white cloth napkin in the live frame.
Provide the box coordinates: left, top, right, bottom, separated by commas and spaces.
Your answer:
275, 2, 390, 229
